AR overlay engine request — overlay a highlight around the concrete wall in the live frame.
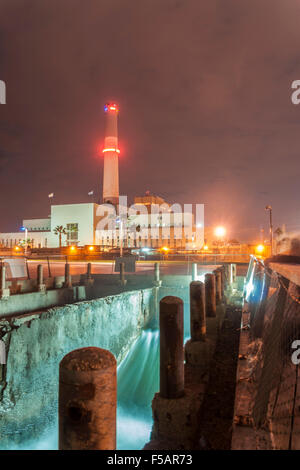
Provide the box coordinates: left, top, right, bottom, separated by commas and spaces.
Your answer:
0, 272, 193, 318
0, 287, 156, 449
0, 287, 87, 317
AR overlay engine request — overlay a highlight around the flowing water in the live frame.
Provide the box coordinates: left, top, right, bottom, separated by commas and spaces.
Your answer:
117, 329, 160, 450
117, 300, 191, 450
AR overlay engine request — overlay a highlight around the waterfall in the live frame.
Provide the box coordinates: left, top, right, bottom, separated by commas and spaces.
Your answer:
117, 329, 160, 450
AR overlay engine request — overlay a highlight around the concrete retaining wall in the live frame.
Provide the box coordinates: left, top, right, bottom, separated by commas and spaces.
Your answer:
0, 286, 87, 317
0, 287, 156, 449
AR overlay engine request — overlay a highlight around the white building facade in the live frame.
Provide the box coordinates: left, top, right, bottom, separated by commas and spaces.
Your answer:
0, 197, 203, 250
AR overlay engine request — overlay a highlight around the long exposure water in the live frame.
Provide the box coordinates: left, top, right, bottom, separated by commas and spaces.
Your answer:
117, 297, 192, 450
117, 329, 160, 449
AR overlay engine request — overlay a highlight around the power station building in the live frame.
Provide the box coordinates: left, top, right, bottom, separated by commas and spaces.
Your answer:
0, 103, 203, 250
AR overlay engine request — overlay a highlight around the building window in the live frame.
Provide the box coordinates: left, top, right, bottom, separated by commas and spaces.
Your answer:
66, 223, 79, 245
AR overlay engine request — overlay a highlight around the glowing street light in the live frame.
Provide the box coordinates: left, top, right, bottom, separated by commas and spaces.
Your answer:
20, 226, 28, 256
255, 244, 265, 255
214, 226, 226, 238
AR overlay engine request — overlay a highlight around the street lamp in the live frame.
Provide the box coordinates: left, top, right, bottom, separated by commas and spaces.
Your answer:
214, 226, 226, 238
116, 216, 127, 257
265, 205, 273, 256
20, 226, 28, 256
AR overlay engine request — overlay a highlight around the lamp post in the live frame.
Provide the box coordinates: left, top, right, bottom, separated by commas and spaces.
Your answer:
21, 226, 28, 256
265, 205, 273, 256
116, 216, 127, 258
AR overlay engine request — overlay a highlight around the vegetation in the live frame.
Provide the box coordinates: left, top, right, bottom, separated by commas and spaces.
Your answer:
53, 225, 67, 248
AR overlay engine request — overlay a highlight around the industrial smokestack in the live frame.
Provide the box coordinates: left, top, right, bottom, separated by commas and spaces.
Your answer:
102, 103, 120, 205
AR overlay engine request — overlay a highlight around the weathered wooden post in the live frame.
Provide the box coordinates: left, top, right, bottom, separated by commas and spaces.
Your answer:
37, 264, 46, 293
159, 296, 184, 398
154, 262, 162, 286
59, 347, 117, 450
214, 269, 222, 304
205, 273, 216, 317
64, 262, 72, 288
0, 264, 9, 299
192, 263, 197, 281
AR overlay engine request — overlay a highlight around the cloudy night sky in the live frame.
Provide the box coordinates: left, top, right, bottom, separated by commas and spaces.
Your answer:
1, 0, 300, 241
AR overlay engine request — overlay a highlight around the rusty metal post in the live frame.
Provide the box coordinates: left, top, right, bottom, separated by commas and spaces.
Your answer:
190, 281, 206, 341
231, 263, 237, 283
192, 263, 197, 281
47, 256, 52, 278
154, 262, 161, 286
86, 263, 92, 280
0, 264, 9, 299
119, 262, 127, 286
59, 347, 117, 450
155, 262, 160, 281
0, 264, 5, 292
64, 262, 72, 288
37, 264, 43, 285
225, 264, 231, 284
160, 296, 184, 398
214, 269, 222, 304
219, 265, 225, 292
37, 264, 46, 293
205, 273, 216, 317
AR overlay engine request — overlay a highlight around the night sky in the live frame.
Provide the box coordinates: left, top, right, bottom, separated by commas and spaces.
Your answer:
1, 0, 300, 241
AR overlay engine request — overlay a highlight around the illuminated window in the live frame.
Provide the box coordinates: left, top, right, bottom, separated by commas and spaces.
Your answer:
66, 223, 79, 245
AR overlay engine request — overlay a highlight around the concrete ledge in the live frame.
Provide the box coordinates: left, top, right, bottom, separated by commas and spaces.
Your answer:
269, 262, 300, 286
0, 286, 86, 317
